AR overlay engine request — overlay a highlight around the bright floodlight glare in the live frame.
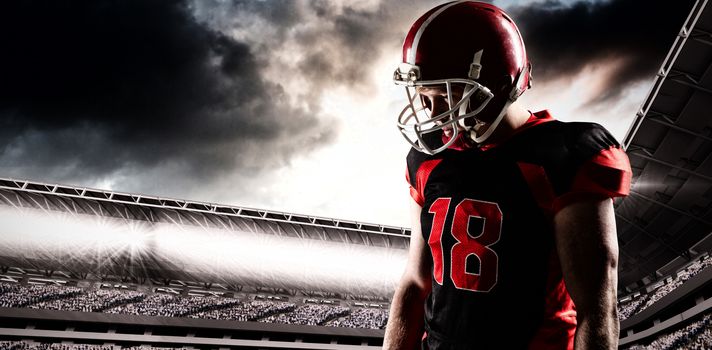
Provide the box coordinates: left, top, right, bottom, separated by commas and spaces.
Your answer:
0, 204, 408, 297
152, 224, 407, 296
0, 206, 150, 270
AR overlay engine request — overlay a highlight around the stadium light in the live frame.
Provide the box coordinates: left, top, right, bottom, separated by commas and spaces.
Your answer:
151, 223, 407, 296
0, 206, 150, 271
0, 205, 407, 297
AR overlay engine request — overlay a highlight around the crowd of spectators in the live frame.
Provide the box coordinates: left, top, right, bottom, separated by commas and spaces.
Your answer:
0, 282, 388, 329
618, 295, 649, 321
326, 307, 389, 329
6, 264, 712, 332
260, 304, 350, 326
619, 255, 712, 320
0, 283, 20, 295
190, 300, 296, 322
626, 313, 712, 350
105, 294, 238, 317
29, 289, 145, 313
0, 283, 82, 308
0, 342, 114, 350
0, 343, 182, 350
5, 254, 712, 346
688, 325, 712, 350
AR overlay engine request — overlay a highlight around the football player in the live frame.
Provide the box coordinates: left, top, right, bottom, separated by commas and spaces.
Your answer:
383, 2, 632, 349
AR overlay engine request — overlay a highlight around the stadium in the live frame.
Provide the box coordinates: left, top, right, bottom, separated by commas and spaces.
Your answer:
1, 1, 712, 350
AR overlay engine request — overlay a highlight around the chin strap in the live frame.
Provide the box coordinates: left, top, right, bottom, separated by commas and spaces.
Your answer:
471, 99, 511, 144
470, 66, 528, 144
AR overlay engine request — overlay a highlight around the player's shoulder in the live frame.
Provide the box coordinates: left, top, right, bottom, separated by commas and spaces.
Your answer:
406, 146, 441, 175
520, 110, 618, 145
515, 113, 621, 164
405, 146, 446, 193
407, 146, 430, 166
526, 116, 617, 146
558, 120, 621, 153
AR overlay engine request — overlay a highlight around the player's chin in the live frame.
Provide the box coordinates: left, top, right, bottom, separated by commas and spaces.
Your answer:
441, 124, 464, 138
442, 131, 473, 151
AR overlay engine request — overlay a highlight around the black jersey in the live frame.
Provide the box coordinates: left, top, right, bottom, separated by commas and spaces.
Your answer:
405, 110, 631, 350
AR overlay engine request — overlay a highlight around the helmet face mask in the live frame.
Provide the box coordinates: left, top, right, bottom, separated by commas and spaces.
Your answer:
394, 1, 531, 154
394, 70, 494, 155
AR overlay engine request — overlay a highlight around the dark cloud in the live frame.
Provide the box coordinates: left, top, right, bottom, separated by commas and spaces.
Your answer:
195, 0, 439, 90
510, 0, 695, 103
0, 0, 691, 200
296, 5, 396, 92
0, 0, 334, 192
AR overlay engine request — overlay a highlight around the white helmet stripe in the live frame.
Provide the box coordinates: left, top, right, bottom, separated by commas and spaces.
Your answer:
406, 1, 466, 64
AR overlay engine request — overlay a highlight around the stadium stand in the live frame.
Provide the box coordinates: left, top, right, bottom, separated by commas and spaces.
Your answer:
105, 293, 240, 317
617, 254, 712, 321
190, 300, 297, 322
5, 259, 712, 333
625, 313, 712, 349
0, 284, 83, 308
0, 223, 708, 346
0, 342, 112, 350
29, 289, 145, 313
634, 255, 712, 316
0, 342, 178, 350
10, 270, 712, 349
326, 307, 389, 330
0, 281, 388, 330
260, 304, 350, 326
618, 294, 650, 321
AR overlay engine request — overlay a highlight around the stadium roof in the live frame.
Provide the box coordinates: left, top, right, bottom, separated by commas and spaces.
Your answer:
0, 177, 410, 244
617, 0, 712, 292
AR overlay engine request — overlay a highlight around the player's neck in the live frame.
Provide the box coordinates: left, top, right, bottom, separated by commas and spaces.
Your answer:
481, 102, 531, 146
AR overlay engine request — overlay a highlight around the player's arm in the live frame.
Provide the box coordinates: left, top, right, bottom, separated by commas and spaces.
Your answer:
383, 199, 431, 350
554, 196, 619, 350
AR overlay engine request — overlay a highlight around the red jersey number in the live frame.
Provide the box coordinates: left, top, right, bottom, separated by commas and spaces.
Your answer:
428, 198, 503, 292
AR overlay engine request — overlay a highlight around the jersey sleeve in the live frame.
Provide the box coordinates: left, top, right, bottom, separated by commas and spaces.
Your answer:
405, 165, 422, 206
552, 123, 632, 213
406, 148, 441, 207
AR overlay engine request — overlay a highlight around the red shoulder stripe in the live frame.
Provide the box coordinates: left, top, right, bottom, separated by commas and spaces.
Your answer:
571, 146, 631, 196
553, 146, 632, 212
409, 159, 442, 206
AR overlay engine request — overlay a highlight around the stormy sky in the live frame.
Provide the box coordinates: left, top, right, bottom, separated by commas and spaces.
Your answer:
0, 0, 695, 226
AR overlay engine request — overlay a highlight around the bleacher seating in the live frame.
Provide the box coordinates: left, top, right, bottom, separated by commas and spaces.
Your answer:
618, 255, 712, 321
190, 300, 296, 321
0, 284, 82, 308
626, 313, 712, 349
0, 282, 386, 329
0, 342, 176, 350
30, 289, 145, 312
618, 294, 649, 321
326, 307, 389, 329
259, 304, 350, 326
7, 255, 708, 334
105, 293, 239, 317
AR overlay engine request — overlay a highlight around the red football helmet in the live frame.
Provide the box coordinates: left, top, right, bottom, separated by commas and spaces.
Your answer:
394, 1, 532, 154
